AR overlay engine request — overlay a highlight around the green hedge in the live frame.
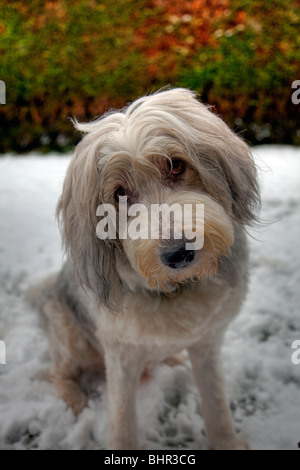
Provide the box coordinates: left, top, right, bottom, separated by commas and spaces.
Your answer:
0, 0, 299, 153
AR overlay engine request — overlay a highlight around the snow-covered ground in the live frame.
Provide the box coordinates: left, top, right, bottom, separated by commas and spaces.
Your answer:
0, 146, 299, 450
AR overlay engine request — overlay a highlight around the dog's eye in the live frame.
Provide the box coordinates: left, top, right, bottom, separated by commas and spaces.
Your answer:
114, 186, 128, 202
169, 159, 185, 175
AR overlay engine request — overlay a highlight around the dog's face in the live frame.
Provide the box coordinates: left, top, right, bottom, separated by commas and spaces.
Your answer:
58, 89, 259, 306
99, 145, 235, 294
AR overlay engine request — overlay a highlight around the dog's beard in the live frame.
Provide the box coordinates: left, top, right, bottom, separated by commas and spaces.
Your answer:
123, 194, 234, 293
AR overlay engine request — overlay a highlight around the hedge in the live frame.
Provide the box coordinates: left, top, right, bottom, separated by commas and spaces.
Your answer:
0, 0, 299, 153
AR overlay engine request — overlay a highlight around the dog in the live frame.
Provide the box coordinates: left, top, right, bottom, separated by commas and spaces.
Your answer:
36, 88, 260, 450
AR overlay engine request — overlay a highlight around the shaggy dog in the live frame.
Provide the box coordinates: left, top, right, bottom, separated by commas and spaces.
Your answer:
36, 88, 260, 450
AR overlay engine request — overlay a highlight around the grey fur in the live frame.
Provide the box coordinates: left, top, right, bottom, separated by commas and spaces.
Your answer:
55, 261, 100, 351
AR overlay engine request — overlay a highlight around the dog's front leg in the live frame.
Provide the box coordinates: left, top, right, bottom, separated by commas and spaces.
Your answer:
104, 343, 146, 450
188, 340, 248, 450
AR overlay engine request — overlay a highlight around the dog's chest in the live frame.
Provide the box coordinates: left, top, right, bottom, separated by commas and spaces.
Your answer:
90, 280, 232, 359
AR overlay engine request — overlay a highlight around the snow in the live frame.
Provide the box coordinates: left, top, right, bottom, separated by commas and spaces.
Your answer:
0, 146, 299, 450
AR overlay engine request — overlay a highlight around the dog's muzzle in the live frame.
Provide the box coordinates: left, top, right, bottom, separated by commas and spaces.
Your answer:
161, 244, 196, 269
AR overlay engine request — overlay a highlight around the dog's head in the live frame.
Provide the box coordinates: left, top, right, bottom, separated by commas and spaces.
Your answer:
57, 88, 260, 307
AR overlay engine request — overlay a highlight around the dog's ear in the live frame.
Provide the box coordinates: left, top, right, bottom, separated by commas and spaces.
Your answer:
204, 126, 261, 225
163, 89, 260, 225
57, 122, 123, 309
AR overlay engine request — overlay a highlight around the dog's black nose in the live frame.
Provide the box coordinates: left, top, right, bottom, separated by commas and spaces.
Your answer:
161, 246, 195, 269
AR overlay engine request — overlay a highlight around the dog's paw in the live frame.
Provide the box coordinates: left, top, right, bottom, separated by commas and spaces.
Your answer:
55, 377, 87, 416
67, 391, 87, 416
